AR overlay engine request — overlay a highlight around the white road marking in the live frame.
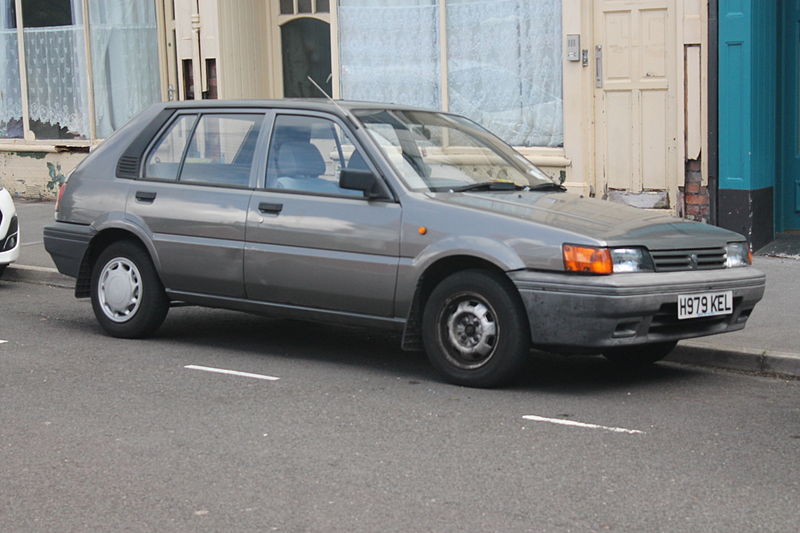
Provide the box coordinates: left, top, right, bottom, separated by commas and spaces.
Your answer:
0, 340, 7, 344
184, 365, 279, 381
522, 415, 644, 435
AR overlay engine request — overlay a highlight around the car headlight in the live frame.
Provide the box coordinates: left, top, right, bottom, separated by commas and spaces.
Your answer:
610, 247, 654, 273
563, 245, 654, 274
725, 242, 751, 268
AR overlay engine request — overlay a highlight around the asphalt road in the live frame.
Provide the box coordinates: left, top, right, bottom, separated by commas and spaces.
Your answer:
1, 280, 798, 533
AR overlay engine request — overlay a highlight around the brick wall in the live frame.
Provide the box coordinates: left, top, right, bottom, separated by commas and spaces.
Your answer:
682, 158, 710, 223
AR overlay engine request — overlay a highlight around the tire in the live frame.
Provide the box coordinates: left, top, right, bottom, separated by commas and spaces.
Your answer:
422, 269, 530, 388
602, 340, 678, 368
0, 264, 6, 278
90, 240, 169, 338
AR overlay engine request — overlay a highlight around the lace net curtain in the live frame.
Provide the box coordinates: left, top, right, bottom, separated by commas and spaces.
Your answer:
338, 0, 562, 147
339, 0, 441, 110
0, 1, 22, 137
0, 0, 158, 139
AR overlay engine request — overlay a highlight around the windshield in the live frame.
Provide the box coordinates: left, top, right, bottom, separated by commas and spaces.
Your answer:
353, 109, 555, 192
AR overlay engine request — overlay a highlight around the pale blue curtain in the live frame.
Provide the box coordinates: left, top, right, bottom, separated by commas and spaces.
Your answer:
338, 0, 441, 109
446, 0, 562, 147
0, 0, 23, 137
89, 0, 160, 138
1, 0, 158, 140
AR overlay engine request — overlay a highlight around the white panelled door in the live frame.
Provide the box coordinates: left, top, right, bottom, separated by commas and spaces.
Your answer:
593, 0, 678, 207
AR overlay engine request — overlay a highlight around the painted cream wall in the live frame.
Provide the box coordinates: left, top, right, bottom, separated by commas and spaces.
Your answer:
217, 0, 270, 99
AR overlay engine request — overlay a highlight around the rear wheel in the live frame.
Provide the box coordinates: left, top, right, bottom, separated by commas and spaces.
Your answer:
422, 269, 530, 388
602, 340, 678, 367
90, 241, 168, 338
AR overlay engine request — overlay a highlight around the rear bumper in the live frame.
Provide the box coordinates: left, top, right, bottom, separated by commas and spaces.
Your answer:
510, 267, 766, 352
43, 222, 94, 278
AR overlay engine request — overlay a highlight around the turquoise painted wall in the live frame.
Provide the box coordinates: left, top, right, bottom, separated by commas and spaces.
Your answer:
719, 0, 778, 191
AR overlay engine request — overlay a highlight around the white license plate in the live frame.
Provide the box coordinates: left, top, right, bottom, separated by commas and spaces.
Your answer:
677, 291, 733, 320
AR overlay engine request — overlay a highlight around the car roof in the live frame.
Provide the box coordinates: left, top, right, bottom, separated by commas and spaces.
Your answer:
157, 99, 437, 117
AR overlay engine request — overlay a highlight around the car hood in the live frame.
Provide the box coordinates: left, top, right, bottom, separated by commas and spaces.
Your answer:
427, 191, 743, 249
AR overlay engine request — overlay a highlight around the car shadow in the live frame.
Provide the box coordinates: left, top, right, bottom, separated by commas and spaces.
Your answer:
146, 307, 706, 393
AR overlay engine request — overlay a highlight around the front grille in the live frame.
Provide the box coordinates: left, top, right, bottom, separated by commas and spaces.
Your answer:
650, 247, 726, 272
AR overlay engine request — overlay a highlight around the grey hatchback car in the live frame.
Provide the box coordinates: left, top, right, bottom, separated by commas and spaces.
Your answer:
44, 100, 765, 387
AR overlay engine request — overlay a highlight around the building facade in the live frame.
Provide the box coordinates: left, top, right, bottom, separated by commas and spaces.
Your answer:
2, 1, 722, 241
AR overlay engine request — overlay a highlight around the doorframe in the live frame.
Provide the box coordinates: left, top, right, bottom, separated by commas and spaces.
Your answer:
267, 3, 337, 99
591, 0, 682, 211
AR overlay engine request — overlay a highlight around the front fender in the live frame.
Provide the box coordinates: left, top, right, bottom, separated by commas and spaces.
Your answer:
395, 235, 526, 320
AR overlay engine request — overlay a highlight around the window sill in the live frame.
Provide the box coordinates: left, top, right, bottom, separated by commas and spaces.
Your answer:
514, 146, 570, 168
0, 139, 100, 153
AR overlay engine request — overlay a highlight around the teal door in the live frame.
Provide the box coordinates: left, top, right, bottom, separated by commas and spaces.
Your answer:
781, 0, 800, 231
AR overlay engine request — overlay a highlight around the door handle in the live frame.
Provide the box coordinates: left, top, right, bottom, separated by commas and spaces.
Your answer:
258, 202, 283, 214
135, 191, 157, 202
595, 45, 603, 88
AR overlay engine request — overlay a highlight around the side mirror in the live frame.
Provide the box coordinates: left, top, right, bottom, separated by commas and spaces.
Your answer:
339, 169, 386, 199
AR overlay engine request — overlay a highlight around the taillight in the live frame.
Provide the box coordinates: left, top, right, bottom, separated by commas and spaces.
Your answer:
55, 180, 68, 214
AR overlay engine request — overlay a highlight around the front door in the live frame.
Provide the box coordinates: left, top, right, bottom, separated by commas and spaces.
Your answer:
593, 0, 678, 207
244, 112, 401, 317
781, 0, 800, 231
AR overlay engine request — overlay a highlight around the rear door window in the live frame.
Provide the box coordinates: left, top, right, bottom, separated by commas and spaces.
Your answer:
179, 114, 264, 187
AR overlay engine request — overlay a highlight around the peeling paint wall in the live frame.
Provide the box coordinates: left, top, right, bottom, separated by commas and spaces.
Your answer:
0, 152, 87, 199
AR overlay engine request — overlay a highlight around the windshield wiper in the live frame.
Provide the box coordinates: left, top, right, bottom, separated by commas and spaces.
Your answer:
449, 181, 523, 192
528, 182, 567, 192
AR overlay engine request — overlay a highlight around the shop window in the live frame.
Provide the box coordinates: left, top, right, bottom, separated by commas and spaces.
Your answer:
89, 0, 161, 138
338, 0, 563, 148
0, 1, 23, 138
0, 0, 160, 141
446, 0, 562, 147
338, 0, 440, 110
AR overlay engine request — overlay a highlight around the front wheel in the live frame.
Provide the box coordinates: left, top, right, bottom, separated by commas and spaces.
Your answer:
602, 340, 678, 368
90, 241, 169, 338
422, 269, 530, 388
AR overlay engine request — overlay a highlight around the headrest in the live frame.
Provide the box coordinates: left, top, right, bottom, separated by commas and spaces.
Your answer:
276, 141, 325, 177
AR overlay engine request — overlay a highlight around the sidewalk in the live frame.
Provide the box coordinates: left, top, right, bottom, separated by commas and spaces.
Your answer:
5, 200, 800, 379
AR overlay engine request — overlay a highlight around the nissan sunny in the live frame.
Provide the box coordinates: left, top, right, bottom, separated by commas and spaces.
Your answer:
44, 100, 765, 387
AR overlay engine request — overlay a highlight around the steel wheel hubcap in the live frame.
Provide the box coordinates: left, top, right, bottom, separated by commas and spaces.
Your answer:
98, 257, 142, 323
441, 296, 498, 369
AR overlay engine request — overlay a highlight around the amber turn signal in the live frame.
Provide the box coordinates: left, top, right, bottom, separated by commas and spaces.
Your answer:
562, 244, 613, 274
418, 226, 428, 235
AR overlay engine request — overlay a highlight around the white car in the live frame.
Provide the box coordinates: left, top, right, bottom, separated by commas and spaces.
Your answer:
0, 187, 20, 278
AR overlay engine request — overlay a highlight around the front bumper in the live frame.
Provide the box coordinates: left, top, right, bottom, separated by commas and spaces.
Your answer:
0, 191, 20, 266
510, 267, 766, 352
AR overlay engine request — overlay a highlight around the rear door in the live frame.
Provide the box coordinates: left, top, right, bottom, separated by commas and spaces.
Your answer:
128, 110, 267, 297
244, 112, 401, 317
